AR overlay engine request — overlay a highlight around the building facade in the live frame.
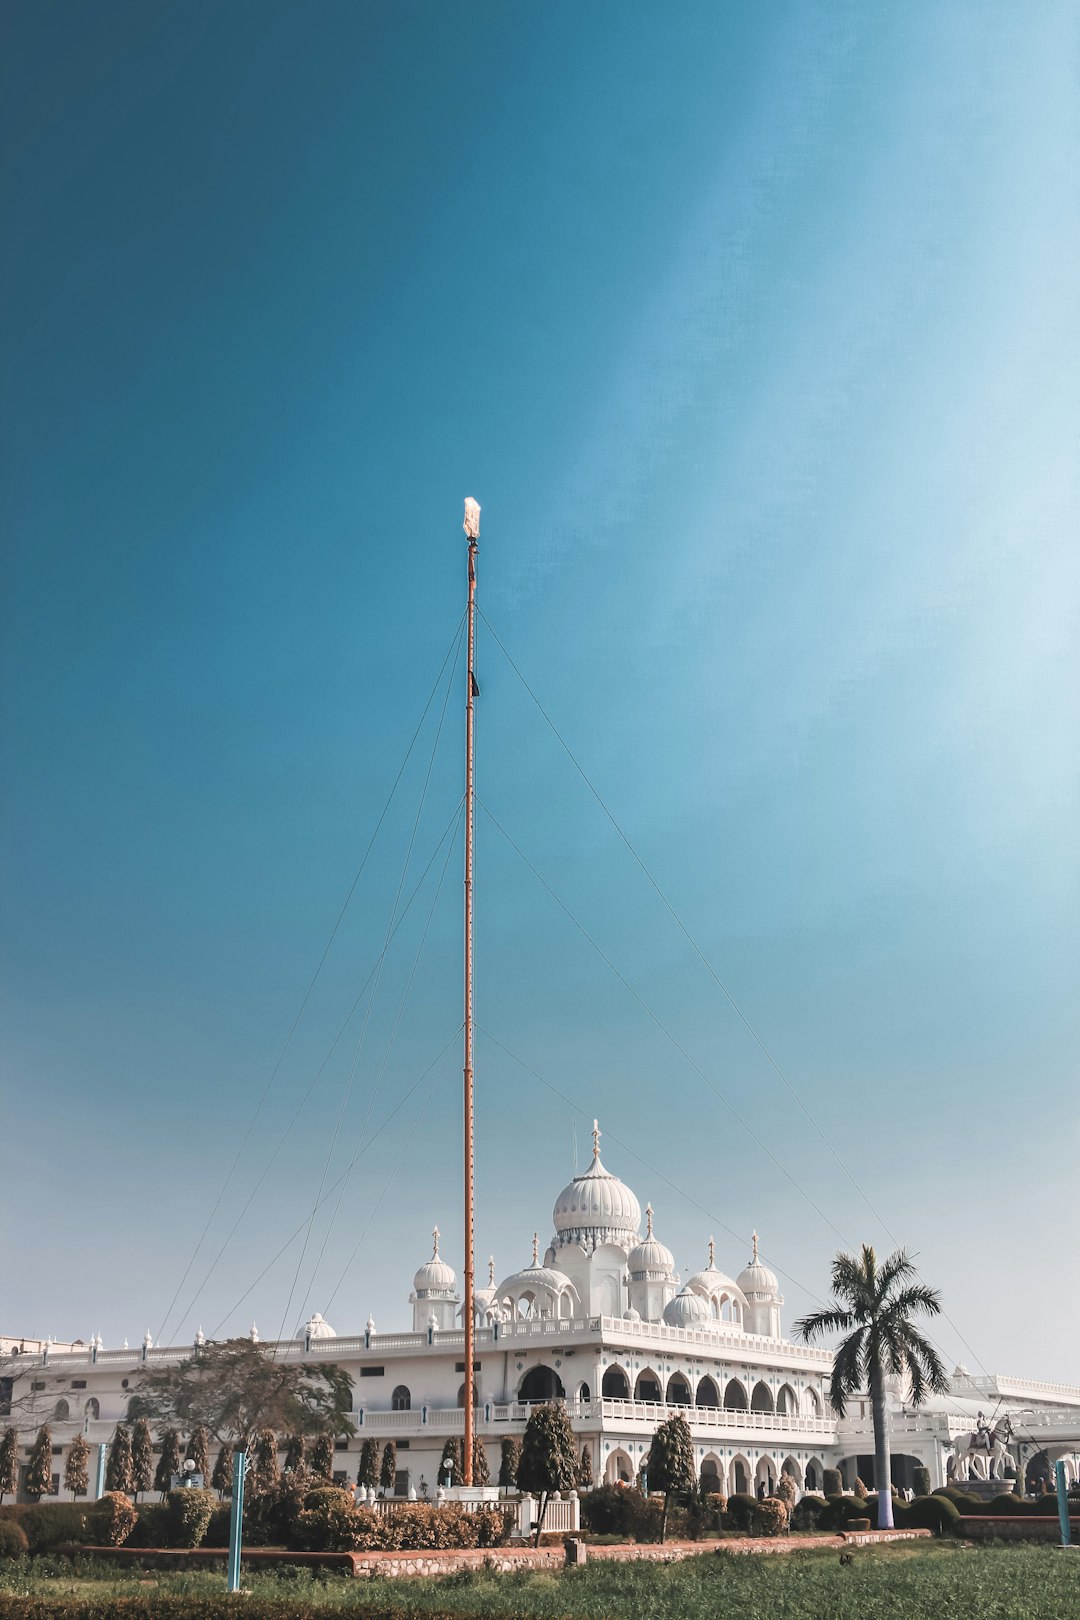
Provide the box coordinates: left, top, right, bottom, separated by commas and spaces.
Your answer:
4, 1128, 1078, 1501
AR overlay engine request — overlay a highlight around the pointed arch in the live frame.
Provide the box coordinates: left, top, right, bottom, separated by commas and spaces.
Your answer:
723, 1377, 748, 1410
803, 1386, 822, 1418
605, 1447, 634, 1485
775, 1383, 797, 1416
601, 1365, 630, 1400
751, 1380, 774, 1414
695, 1375, 720, 1408
634, 1368, 662, 1403
699, 1452, 723, 1493
666, 1373, 691, 1405
518, 1366, 563, 1403
782, 1456, 803, 1487
755, 1454, 777, 1493
731, 1454, 751, 1495
805, 1456, 823, 1492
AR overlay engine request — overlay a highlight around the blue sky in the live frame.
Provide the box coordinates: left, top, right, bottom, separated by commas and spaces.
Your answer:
2, 1, 1077, 1378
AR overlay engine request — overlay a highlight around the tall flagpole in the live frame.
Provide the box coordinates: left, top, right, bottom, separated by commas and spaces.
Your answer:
462, 497, 480, 1486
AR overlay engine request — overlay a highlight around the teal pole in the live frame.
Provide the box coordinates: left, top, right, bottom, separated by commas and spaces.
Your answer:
94, 1443, 107, 1499
226, 1450, 247, 1591
1055, 1460, 1071, 1547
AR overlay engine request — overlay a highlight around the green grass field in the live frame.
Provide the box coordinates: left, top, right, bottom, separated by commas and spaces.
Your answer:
2, 1543, 1078, 1619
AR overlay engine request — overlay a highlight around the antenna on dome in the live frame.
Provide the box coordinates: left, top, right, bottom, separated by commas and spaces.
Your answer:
461, 498, 480, 1485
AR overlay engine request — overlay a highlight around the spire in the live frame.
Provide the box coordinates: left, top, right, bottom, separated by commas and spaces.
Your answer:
487, 1256, 495, 1287
432, 1225, 440, 1257
752, 1230, 759, 1264
645, 1204, 654, 1238
708, 1235, 715, 1268
591, 1119, 601, 1160
531, 1231, 539, 1266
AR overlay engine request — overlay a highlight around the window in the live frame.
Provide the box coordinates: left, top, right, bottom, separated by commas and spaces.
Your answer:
84, 1398, 100, 1420
396, 1440, 410, 1450
31, 1380, 45, 1391
360, 1366, 385, 1378
53, 1400, 70, 1421
50, 1473, 60, 1495
71, 1380, 86, 1390
392, 1385, 411, 1411
394, 1468, 409, 1496
332, 1471, 348, 1486
454, 1362, 481, 1373
334, 1438, 349, 1451
0, 1377, 12, 1416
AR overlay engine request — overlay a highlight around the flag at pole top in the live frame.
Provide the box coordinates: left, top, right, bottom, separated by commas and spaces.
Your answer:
463, 497, 481, 540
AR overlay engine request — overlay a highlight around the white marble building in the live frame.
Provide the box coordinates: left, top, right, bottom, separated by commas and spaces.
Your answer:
4, 1126, 1079, 1501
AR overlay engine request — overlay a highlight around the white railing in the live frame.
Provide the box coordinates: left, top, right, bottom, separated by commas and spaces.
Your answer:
596, 1316, 833, 1365
598, 1398, 834, 1434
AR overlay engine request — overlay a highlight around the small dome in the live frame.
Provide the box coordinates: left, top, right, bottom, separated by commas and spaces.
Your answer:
412, 1227, 458, 1297
495, 1234, 579, 1319
297, 1311, 336, 1341
663, 1284, 713, 1328
552, 1121, 641, 1249
627, 1205, 674, 1279
687, 1237, 743, 1301
737, 1232, 781, 1299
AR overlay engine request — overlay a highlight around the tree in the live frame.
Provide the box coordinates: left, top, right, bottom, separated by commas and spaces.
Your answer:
795, 1245, 948, 1530
131, 1337, 354, 1451
283, 1433, 306, 1473
357, 1438, 379, 1489
65, 1432, 91, 1497
309, 1433, 334, 1481
644, 1414, 694, 1542
380, 1441, 397, 1492
131, 1420, 154, 1500
186, 1424, 211, 1484
155, 1430, 182, 1499
439, 1437, 463, 1487
249, 1429, 280, 1496
211, 1445, 232, 1499
105, 1424, 133, 1494
0, 1428, 18, 1503
471, 1436, 489, 1486
25, 1425, 55, 1500
517, 1403, 578, 1545
497, 1437, 519, 1491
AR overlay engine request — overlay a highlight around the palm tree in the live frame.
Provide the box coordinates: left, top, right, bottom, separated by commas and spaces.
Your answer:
795, 1245, 948, 1529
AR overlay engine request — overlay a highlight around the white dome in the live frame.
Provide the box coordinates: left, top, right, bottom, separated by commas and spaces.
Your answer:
495, 1235, 579, 1319
687, 1238, 743, 1302
552, 1122, 641, 1249
627, 1205, 674, 1279
737, 1232, 781, 1299
297, 1311, 336, 1340
663, 1284, 713, 1328
412, 1227, 458, 1296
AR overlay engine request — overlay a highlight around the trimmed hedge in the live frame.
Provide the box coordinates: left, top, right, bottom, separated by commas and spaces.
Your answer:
0, 1495, 135, 1552
790, 1493, 828, 1531
822, 1468, 842, 1497
0, 1604, 475, 1620
905, 1494, 960, 1535
724, 1493, 757, 1532
751, 1497, 787, 1536
580, 1484, 662, 1542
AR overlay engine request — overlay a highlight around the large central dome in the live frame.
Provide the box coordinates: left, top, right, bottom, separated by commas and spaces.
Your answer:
552, 1121, 641, 1250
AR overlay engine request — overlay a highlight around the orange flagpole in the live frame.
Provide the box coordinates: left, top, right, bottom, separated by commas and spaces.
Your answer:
462, 498, 480, 1485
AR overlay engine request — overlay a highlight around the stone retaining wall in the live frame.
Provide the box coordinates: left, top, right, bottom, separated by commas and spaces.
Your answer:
958, 1517, 1079, 1542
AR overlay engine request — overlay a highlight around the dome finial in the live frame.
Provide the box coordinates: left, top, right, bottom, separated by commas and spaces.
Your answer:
487, 1255, 495, 1287
531, 1231, 539, 1266
591, 1118, 601, 1160
645, 1203, 654, 1238
708, 1235, 715, 1267
752, 1230, 759, 1263
432, 1225, 440, 1257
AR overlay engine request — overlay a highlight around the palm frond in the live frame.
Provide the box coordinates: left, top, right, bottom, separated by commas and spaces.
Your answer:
794, 1307, 854, 1344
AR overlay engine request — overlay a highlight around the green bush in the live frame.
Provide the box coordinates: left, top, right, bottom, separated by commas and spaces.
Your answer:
203, 1503, 233, 1547
848, 1516, 871, 1531
0, 1520, 28, 1558
125, 1503, 171, 1549
724, 1492, 758, 1532
0, 1495, 135, 1551
822, 1468, 842, 1496
913, 1465, 932, 1496
751, 1497, 788, 1536
791, 1493, 828, 1531
165, 1487, 216, 1549
818, 1494, 877, 1533
905, 1493, 960, 1535
95, 1494, 137, 1548
290, 1487, 361, 1552
580, 1484, 661, 1542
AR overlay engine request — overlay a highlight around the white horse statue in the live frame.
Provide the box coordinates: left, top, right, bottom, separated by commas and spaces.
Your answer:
950, 1414, 1014, 1483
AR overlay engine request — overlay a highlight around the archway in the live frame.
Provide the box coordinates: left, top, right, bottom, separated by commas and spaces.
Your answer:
392, 1385, 411, 1411
601, 1366, 630, 1400
751, 1381, 774, 1414
803, 1386, 822, 1418
776, 1384, 797, 1416
700, 1454, 722, 1493
605, 1447, 634, 1484
53, 1400, 69, 1421
805, 1457, 823, 1492
577, 1382, 591, 1404
731, 1455, 750, 1495
666, 1374, 691, 1406
84, 1398, 100, 1421
518, 1365, 564, 1403
782, 1456, 803, 1488
695, 1376, 719, 1408
755, 1455, 777, 1496
634, 1369, 662, 1403
723, 1378, 749, 1410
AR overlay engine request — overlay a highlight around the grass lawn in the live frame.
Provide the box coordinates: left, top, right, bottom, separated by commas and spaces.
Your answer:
2, 1543, 1078, 1618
